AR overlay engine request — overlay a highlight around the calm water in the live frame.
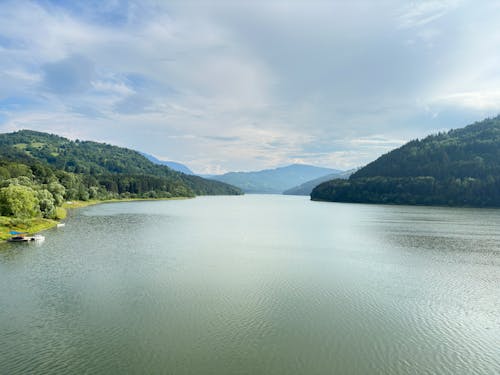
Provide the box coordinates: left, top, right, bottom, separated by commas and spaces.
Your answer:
0, 195, 498, 374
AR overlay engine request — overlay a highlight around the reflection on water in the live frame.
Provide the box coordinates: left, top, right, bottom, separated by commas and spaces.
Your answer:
0, 196, 499, 374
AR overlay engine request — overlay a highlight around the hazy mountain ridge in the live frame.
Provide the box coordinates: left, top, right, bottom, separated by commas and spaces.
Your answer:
140, 152, 194, 175
210, 164, 342, 193
283, 169, 356, 195
311, 116, 500, 207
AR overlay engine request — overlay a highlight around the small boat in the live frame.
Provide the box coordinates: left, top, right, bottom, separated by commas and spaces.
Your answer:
8, 235, 30, 242
57, 223, 65, 228
7, 231, 45, 242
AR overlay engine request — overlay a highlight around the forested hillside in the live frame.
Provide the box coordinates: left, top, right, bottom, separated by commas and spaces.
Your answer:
311, 116, 500, 207
0, 130, 241, 221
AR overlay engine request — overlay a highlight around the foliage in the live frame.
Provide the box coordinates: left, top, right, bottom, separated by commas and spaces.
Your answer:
0, 130, 242, 221
36, 189, 56, 218
54, 207, 67, 220
0, 216, 58, 241
311, 115, 500, 207
0, 184, 40, 218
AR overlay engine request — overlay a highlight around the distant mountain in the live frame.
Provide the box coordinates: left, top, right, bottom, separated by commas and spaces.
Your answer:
0, 130, 242, 202
210, 164, 342, 193
140, 152, 194, 175
283, 169, 356, 195
311, 115, 500, 207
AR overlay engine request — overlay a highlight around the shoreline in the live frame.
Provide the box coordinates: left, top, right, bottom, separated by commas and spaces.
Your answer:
0, 196, 192, 242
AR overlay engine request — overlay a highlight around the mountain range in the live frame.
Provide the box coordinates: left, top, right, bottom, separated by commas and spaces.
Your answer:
140, 152, 194, 175
209, 164, 342, 194
283, 169, 356, 195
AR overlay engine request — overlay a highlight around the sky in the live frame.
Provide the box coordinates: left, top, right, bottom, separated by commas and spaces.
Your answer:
1, 0, 500, 174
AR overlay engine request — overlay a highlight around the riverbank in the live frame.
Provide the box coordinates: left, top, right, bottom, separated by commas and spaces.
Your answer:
62, 196, 190, 210
0, 216, 59, 241
0, 196, 191, 241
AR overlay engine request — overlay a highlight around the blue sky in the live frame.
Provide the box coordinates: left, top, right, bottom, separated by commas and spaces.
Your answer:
1, 0, 500, 173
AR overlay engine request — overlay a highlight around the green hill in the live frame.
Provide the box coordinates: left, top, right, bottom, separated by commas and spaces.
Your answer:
0, 130, 241, 220
311, 116, 500, 207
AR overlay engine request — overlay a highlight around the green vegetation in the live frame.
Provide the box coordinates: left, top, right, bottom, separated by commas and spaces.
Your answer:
311, 115, 500, 207
0, 130, 241, 199
62, 197, 189, 210
0, 216, 58, 241
0, 130, 242, 240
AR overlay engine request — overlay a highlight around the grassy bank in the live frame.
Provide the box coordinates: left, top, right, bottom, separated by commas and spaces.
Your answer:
1, 196, 191, 242
62, 196, 190, 210
0, 216, 59, 241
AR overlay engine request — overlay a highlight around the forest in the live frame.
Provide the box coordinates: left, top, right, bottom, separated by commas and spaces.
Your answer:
0, 130, 241, 221
311, 115, 500, 207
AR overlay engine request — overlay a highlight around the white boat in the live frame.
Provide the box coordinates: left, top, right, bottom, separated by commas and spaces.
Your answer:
57, 223, 65, 228
8, 233, 45, 242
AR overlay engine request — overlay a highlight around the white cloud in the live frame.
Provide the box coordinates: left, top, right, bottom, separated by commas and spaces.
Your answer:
3, 69, 41, 83
398, 0, 461, 29
92, 80, 134, 96
1, 0, 500, 172
350, 136, 407, 148
433, 91, 500, 110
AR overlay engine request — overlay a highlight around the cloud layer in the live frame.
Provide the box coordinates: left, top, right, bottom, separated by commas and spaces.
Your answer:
1, 0, 499, 173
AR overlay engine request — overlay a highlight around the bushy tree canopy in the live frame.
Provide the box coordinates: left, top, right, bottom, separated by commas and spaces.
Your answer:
0, 184, 40, 218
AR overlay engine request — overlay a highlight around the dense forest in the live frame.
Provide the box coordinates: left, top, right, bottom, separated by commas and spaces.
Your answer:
0, 130, 241, 220
311, 116, 500, 207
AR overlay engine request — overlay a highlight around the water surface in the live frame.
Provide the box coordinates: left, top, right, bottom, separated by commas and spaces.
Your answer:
1, 195, 498, 374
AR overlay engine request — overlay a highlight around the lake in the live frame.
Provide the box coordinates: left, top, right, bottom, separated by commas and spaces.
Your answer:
0, 195, 498, 374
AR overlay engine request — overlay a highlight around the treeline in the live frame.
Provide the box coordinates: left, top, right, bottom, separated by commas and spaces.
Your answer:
0, 161, 68, 219
0, 159, 190, 220
0, 130, 241, 220
312, 176, 500, 207
311, 115, 500, 207
352, 121, 500, 180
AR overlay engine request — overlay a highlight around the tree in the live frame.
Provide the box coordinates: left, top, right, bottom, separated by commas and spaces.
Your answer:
47, 180, 66, 206
0, 184, 40, 218
37, 189, 56, 218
